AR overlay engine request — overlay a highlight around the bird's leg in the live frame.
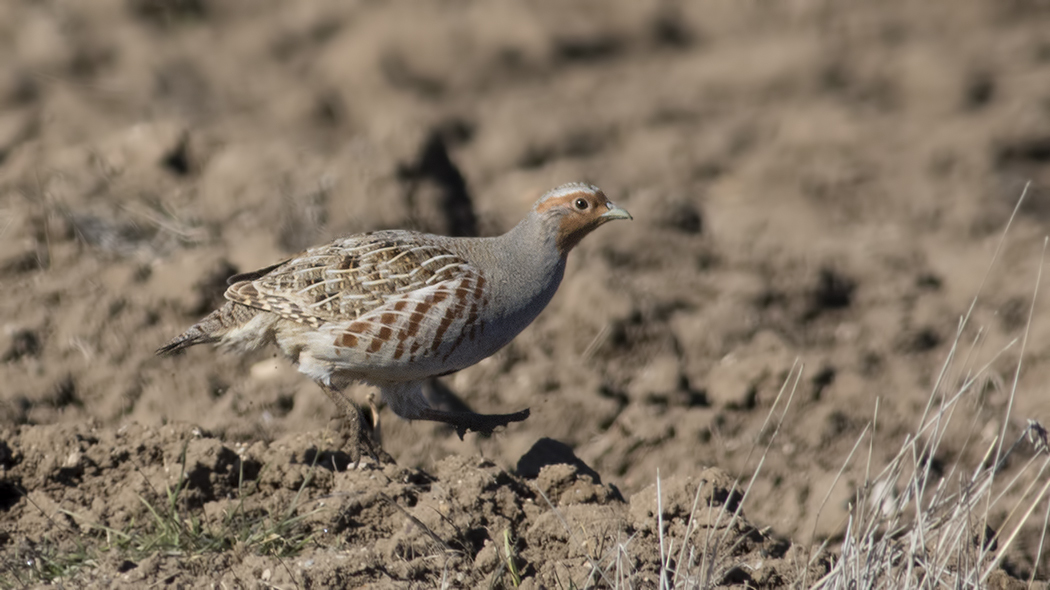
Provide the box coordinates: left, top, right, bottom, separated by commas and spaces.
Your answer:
382, 381, 530, 440
316, 382, 393, 465
417, 407, 531, 440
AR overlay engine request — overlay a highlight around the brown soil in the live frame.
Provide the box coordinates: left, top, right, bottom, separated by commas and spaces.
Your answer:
2, 0, 1050, 587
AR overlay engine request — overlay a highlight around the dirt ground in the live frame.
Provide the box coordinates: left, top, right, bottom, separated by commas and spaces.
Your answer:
2, 0, 1050, 587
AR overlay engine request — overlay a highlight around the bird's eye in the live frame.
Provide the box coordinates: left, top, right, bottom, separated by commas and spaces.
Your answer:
574, 198, 589, 210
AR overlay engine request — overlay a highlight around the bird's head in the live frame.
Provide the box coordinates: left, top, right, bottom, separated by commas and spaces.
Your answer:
532, 183, 632, 257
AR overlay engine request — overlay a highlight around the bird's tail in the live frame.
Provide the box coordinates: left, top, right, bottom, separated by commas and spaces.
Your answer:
156, 302, 258, 356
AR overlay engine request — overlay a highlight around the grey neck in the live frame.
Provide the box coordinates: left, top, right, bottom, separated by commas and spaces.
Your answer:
500, 212, 565, 291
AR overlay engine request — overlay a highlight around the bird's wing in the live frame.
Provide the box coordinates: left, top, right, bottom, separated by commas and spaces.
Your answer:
224, 232, 481, 330
316, 259, 491, 376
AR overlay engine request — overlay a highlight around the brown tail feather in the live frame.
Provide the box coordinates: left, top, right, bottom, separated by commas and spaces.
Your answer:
156, 302, 258, 356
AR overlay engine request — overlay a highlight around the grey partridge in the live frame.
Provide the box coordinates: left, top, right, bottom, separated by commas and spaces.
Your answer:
157, 183, 632, 462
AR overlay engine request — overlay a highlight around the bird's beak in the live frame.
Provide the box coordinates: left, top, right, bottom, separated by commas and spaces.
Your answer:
601, 203, 633, 221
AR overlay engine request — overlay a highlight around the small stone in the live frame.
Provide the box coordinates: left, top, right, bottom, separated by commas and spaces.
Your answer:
474, 541, 498, 572
63, 451, 82, 468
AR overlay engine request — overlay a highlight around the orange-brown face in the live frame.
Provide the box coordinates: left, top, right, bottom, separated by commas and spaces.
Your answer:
534, 184, 632, 256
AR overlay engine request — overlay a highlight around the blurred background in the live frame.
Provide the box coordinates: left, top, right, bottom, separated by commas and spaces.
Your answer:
2, 0, 1050, 573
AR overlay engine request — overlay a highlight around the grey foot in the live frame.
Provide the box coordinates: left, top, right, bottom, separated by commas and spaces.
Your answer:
418, 407, 531, 440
